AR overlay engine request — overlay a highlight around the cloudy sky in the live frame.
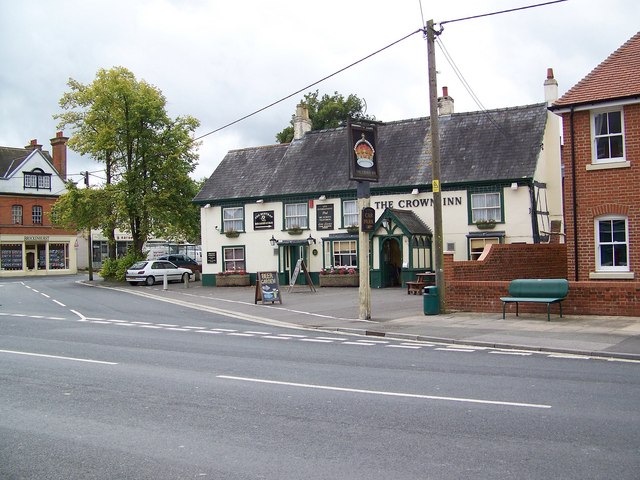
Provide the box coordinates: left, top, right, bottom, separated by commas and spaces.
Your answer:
1, 0, 638, 185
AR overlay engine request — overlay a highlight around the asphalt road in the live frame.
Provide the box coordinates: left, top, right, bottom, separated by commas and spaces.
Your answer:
1, 277, 639, 479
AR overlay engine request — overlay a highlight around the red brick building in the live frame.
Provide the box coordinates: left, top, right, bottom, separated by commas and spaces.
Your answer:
550, 32, 639, 287
0, 132, 78, 276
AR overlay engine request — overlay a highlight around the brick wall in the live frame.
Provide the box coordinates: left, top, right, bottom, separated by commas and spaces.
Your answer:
443, 246, 639, 316
560, 104, 640, 282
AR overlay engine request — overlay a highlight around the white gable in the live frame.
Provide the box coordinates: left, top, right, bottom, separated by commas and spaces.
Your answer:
0, 149, 66, 195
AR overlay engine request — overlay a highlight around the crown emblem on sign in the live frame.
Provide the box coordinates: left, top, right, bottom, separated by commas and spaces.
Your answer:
354, 133, 375, 168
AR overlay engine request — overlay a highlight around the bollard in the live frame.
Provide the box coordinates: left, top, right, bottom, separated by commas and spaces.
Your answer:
184, 272, 190, 289
163, 271, 168, 290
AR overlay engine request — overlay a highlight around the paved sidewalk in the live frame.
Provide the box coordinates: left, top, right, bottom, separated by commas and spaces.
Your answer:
102, 280, 640, 361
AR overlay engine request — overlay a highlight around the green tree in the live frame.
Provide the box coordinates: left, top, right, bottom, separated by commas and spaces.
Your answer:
55, 67, 201, 256
276, 90, 375, 143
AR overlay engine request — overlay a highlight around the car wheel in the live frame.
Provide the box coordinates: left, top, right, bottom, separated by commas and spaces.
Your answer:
145, 276, 155, 286
128, 281, 139, 286
181, 273, 189, 283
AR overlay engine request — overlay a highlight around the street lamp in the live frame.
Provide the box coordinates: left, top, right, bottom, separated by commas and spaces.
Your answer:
269, 235, 278, 247
306, 234, 316, 245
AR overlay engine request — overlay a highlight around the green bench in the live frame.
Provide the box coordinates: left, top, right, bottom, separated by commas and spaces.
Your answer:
501, 279, 569, 321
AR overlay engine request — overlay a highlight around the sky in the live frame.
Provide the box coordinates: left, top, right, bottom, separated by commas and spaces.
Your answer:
1, 0, 638, 186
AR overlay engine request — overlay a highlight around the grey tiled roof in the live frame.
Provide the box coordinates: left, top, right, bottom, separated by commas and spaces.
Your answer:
386, 209, 432, 235
194, 103, 548, 203
0, 146, 55, 179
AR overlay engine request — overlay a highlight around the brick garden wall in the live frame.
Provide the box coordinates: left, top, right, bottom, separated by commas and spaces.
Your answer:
444, 245, 639, 317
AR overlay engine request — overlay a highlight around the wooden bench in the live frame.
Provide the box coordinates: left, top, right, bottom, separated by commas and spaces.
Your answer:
501, 279, 569, 321
406, 281, 426, 295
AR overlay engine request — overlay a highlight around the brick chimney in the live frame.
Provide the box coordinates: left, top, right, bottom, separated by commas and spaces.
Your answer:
25, 139, 43, 151
437, 86, 454, 116
544, 67, 558, 105
293, 103, 312, 140
50, 131, 69, 180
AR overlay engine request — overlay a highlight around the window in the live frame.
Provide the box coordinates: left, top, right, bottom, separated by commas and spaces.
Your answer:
23, 168, 51, 190
12, 205, 22, 224
333, 240, 357, 267
343, 200, 358, 228
470, 192, 501, 223
593, 110, 624, 163
0, 244, 23, 270
49, 243, 69, 270
32, 205, 43, 225
285, 203, 308, 229
469, 237, 500, 261
596, 216, 628, 271
223, 246, 245, 272
222, 207, 244, 233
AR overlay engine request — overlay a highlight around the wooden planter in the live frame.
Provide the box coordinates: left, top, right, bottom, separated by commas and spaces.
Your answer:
216, 275, 250, 287
319, 274, 359, 287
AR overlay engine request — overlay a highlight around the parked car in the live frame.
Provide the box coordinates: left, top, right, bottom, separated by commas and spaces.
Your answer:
126, 260, 193, 286
157, 254, 202, 273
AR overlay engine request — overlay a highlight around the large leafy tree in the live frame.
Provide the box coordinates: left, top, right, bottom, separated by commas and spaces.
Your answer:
276, 90, 375, 143
55, 67, 201, 256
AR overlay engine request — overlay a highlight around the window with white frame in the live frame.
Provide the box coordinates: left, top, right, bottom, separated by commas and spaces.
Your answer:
469, 237, 500, 261
343, 200, 358, 228
596, 216, 628, 271
285, 202, 308, 229
222, 246, 245, 272
32, 205, 43, 225
12, 205, 22, 224
332, 240, 357, 267
470, 192, 501, 223
593, 110, 624, 163
23, 169, 51, 190
222, 207, 243, 233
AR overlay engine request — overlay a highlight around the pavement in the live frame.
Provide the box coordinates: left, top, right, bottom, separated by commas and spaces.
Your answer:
95, 278, 640, 361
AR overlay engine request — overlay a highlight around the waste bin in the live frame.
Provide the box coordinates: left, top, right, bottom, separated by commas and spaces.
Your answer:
423, 286, 439, 315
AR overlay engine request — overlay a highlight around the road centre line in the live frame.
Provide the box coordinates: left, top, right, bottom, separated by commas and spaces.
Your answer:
436, 347, 475, 352
217, 375, 552, 409
0, 349, 118, 365
53, 300, 66, 307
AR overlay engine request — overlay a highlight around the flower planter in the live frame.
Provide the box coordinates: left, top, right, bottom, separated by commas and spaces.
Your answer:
346, 227, 359, 234
319, 274, 359, 287
475, 221, 496, 230
287, 228, 303, 235
216, 274, 250, 287
225, 231, 240, 238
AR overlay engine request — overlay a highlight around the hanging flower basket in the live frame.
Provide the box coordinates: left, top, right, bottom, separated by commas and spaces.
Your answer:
346, 225, 359, 234
225, 230, 240, 238
287, 227, 303, 235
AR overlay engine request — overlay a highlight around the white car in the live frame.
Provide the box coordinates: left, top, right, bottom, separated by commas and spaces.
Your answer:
126, 260, 193, 286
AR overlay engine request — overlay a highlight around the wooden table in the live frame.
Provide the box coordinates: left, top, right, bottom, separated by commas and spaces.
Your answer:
416, 272, 436, 285
406, 272, 436, 295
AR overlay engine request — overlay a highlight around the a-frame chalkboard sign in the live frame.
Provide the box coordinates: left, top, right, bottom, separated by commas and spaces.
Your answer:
255, 271, 283, 304
287, 259, 316, 293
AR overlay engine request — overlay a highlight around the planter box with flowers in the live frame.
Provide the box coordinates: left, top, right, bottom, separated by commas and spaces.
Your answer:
215, 270, 250, 287
475, 220, 497, 230
319, 267, 359, 287
287, 227, 304, 236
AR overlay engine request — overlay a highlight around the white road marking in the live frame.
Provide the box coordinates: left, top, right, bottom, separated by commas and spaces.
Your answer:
278, 334, 306, 338
490, 351, 532, 356
0, 349, 117, 365
165, 327, 190, 331
300, 338, 334, 343
40, 293, 50, 298
139, 325, 164, 329
53, 300, 66, 307
227, 333, 254, 337
342, 342, 375, 346
244, 331, 271, 335
316, 337, 347, 341
263, 336, 290, 340
131, 321, 152, 325
195, 330, 221, 334
435, 348, 475, 353
217, 375, 552, 409
184, 326, 206, 329
387, 345, 422, 349
157, 323, 179, 327
210, 328, 237, 332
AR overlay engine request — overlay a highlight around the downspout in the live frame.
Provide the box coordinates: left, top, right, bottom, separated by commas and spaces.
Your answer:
529, 179, 540, 243
570, 107, 579, 281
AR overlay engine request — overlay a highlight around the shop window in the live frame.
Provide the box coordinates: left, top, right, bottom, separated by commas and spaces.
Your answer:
222, 206, 244, 233
32, 205, 43, 225
470, 192, 501, 223
596, 216, 628, 271
469, 237, 500, 261
593, 110, 624, 163
285, 202, 308, 229
49, 243, 69, 269
332, 240, 357, 267
223, 246, 245, 271
12, 205, 22, 224
0, 244, 23, 270
343, 200, 358, 228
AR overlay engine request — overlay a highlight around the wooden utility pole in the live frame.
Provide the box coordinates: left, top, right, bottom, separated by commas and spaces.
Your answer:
358, 181, 371, 320
426, 19, 446, 312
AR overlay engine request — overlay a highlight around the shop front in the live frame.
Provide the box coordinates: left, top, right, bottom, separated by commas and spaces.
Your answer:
0, 235, 77, 276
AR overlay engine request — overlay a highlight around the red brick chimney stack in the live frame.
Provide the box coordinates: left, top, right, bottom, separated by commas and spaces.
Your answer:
50, 131, 69, 180
25, 139, 42, 151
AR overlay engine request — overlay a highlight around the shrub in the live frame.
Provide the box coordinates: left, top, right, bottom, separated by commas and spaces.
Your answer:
100, 250, 147, 282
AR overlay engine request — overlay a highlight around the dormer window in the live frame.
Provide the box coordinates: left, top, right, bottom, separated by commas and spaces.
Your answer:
24, 168, 51, 190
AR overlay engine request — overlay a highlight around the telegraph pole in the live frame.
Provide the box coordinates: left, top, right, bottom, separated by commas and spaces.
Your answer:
357, 182, 371, 320
426, 20, 446, 312
83, 171, 94, 281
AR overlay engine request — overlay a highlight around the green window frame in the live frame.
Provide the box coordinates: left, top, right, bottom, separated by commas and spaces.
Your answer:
468, 190, 503, 224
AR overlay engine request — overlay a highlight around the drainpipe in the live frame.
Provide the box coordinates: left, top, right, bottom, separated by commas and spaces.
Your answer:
529, 180, 540, 243
570, 107, 579, 281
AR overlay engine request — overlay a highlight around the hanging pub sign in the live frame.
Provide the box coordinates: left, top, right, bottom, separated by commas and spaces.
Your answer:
348, 120, 379, 182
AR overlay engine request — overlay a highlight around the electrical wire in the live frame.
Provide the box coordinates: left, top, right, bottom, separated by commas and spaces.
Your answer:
439, 0, 567, 27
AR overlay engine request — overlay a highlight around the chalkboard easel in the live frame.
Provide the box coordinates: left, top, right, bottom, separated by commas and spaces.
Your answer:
255, 271, 283, 304
287, 259, 316, 293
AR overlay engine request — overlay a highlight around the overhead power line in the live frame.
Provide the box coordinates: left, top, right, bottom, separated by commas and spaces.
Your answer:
439, 0, 568, 28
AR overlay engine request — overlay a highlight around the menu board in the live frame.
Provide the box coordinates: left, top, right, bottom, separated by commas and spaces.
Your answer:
255, 271, 282, 304
316, 204, 334, 230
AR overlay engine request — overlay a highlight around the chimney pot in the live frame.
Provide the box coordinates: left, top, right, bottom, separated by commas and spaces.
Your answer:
437, 86, 454, 116
442, 86, 448, 97
547, 68, 554, 79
